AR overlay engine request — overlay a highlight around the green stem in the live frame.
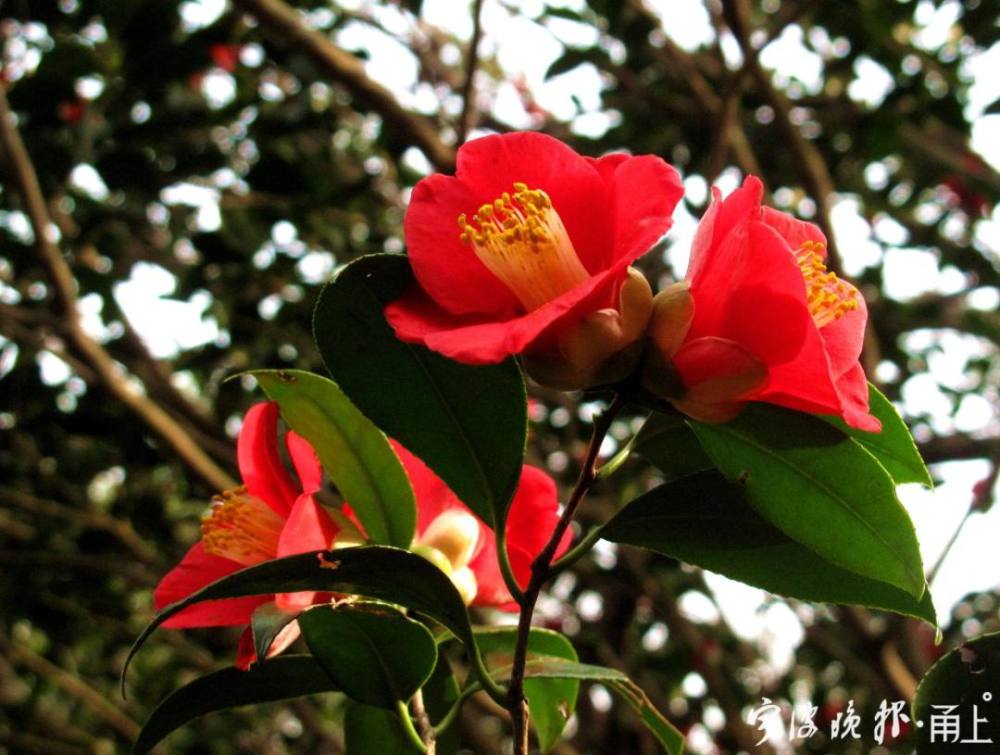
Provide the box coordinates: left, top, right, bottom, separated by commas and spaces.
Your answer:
551, 523, 605, 574
469, 637, 508, 706
395, 700, 428, 754
495, 523, 525, 604
433, 684, 480, 736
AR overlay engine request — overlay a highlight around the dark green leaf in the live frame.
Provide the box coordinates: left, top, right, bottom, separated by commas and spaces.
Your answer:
133, 656, 336, 755
691, 404, 926, 598
474, 627, 579, 752
253, 369, 416, 548
299, 603, 437, 708
344, 702, 422, 754
630, 412, 714, 481
344, 655, 460, 755
313, 254, 527, 528
825, 383, 933, 487
125, 546, 475, 688
603, 471, 936, 624
251, 602, 298, 663
913, 632, 1000, 754
495, 659, 684, 755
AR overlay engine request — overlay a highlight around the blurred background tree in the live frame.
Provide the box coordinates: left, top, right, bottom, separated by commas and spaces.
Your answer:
1, 0, 998, 752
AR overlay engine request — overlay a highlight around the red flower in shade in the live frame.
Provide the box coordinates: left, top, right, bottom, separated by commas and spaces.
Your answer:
644, 176, 880, 432
154, 402, 339, 669
385, 132, 684, 374
155, 405, 568, 668
395, 442, 569, 611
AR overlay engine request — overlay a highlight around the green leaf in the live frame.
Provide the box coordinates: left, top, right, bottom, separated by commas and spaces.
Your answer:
474, 627, 579, 752
312, 254, 527, 528
494, 659, 684, 755
690, 404, 926, 598
252, 369, 416, 548
299, 603, 437, 708
602, 471, 936, 624
825, 383, 933, 487
913, 632, 1000, 753
133, 656, 337, 755
344, 656, 461, 755
629, 412, 714, 481
344, 701, 422, 755
125, 547, 476, 687
250, 602, 297, 663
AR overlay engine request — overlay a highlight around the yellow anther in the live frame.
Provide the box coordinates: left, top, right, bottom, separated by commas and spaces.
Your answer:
794, 241, 859, 328
457, 182, 589, 311
201, 486, 284, 566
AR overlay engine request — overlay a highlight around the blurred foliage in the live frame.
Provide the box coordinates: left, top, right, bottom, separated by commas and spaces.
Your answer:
0, 0, 998, 753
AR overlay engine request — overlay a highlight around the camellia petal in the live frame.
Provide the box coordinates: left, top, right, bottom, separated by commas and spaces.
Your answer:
237, 402, 300, 516
155, 542, 270, 628
387, 131, 683, 370
644, 176, 879, 431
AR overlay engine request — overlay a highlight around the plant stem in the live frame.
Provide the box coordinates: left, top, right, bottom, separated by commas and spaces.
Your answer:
507, 394, 625, 755
396, 699, 429, 754
410, 689, 437, 755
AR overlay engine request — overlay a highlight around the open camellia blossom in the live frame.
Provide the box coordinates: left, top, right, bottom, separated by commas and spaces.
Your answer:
643, 176, 880, 432
153, 402, 339, 669
385, 131, 684, 388
155, 404, 569, 669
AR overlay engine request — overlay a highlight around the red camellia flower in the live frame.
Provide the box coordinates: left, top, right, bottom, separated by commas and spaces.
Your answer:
154, 402, 339, 669
155, 404, 568, 668
644, 176, 880, 432
385, 132, 683, 384
395, 442, 569, 610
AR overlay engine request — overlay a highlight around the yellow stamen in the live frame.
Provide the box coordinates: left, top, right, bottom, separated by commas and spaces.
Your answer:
795, 240, 859, 328
458, 182, 589, 311
201, 486, 284, 566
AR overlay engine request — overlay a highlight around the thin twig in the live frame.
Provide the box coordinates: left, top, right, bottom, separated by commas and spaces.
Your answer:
508, 394, 625, 755
0, 632, 141, 740
0, 86, 235, 493
411, 688, 437, 754
457, 0, 485, 144
231, 0, 455, 170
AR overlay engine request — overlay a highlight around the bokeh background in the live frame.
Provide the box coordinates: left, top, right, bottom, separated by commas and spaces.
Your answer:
1, 0, 998, 752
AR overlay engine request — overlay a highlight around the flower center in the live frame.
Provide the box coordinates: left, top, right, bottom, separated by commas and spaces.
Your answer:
458, 183, 589, 311
201, 486, 284, 566
795, 240, 859, 328
413, 509, 481, 604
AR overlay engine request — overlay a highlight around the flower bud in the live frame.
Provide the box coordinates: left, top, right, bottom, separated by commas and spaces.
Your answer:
523, 267, 654, 390
640, 280, 695, 400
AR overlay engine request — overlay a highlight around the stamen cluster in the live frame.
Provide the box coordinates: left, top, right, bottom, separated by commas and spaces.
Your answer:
795, 240, 859, 328
457, 183, 589, 311
201, 486, 284, 566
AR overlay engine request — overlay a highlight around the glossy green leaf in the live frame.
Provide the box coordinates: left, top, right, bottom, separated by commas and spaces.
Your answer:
913, 632, 1000, 753
826, 383, 933, 487
125, 546, 475, 688
312, 254, 527, 527
253, 369, 416, 547
495, 658, 684, 755
474, 627, 579, 753
133, 656, 336, 755
629, 412, 714, 481
691, 404, 926, 598
344, 702, 422, 755
250, 602, 298, 663
344, 656, 460, 755
603, 471, 936, 624
299, 603, 437, 708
